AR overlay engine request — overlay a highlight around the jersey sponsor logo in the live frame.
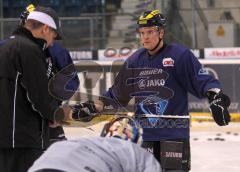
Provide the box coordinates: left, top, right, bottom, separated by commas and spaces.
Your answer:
139, 79, 147, 89
127, 68, 174, 126
46, 57, 53, 78
139, 68, 163, 76
136, 118, 190, 128
138, 79, 165, 89
165, 152, 183, 158
163, 57, 174, 67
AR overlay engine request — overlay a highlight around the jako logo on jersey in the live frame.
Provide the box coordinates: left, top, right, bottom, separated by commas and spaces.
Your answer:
163, 58, 174, 67
139, 79, 146, 89
139, 79, 165, 89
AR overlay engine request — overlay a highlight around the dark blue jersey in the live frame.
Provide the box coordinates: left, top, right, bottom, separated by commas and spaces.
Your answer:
47, 42, 80, 101
48, 42, 79, 92
45, 42, 80, 143
103, 43, 221, 141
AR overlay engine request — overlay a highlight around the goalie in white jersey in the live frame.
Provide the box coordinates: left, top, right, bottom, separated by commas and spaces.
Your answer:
28, 116, 162, 172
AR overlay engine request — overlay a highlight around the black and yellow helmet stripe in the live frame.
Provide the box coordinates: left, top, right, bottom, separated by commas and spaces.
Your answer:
142, 10, 160, 20
138, 10, 160, 24
137, 9, 166, 28
26, 4, 35, 13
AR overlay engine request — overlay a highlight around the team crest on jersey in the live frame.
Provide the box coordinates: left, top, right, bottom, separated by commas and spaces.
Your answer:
163, 57, 174, 67
198, 68, 209, 75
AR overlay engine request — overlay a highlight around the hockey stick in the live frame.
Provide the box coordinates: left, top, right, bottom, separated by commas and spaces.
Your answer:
94, 111, 190, 119
63, 108, 190, 127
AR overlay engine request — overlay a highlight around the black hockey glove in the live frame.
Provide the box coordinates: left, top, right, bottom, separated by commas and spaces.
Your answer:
72, 101, 97, 122
206, 91, 231, 126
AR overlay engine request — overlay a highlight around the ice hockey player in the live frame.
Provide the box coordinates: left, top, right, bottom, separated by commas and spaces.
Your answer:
71, 9, 231, 172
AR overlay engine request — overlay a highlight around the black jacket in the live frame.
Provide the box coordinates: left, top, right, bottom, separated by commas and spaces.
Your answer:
0, 27, 58, 149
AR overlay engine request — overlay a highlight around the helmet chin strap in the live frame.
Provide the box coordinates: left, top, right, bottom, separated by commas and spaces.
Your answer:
148, 37, 162, 52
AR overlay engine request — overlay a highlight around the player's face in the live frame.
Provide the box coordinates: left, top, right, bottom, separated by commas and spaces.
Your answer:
139, 26, 161, 49
42, 25, 57, 47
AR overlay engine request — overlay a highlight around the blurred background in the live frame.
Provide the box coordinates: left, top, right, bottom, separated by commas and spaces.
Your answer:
0, 0, 240, 50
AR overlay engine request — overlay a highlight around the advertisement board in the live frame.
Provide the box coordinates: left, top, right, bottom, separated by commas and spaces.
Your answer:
70, 51, 93, 61
205, 47, 240, 59
98, 47, 137, 61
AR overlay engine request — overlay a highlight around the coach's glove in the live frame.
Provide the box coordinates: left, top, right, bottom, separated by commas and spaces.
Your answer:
72, 101, 97, 122
206, 91, 231, 126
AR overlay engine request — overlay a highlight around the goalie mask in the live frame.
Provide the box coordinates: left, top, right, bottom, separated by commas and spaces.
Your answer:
100, 116, 143, 144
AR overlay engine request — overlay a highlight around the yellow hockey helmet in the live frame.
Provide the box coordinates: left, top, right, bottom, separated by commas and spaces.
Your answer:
137, 10, 166, 28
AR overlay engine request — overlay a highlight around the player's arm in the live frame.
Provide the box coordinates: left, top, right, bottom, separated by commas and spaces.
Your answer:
175, 50, 220, 98
176, 50, 231, 126
101, 61, 133, 107
71, 61, 134, 121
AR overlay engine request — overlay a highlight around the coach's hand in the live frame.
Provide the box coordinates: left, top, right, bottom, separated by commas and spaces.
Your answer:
206, 91, 231, 126
53, 105, 73, 126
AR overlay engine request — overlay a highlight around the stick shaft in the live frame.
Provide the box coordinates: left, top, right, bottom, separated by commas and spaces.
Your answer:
95, 111, 190, 119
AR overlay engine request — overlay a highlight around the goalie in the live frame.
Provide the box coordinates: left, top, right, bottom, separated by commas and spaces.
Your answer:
28, 116, 161, 172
